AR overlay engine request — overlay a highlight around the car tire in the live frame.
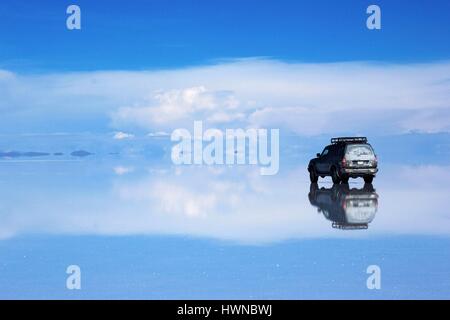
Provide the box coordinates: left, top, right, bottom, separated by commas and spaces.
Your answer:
331, 167, 341, 184
309, 167, 318, 183
364, 175, 374, 183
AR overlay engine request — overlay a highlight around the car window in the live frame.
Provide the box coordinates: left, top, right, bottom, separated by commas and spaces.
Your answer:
336, 145, 345, 157
345, 144, 375, 158
328, 145, 337, 156
321, 148, 329, 156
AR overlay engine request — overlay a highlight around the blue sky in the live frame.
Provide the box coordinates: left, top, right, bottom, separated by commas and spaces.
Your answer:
0, 1, 450, 135
1, 0, 450, 72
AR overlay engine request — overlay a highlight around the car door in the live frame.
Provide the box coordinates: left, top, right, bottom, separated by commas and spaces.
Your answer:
323, 145, 338, 173
327, 145, 341, 171
316, 147, 330, 173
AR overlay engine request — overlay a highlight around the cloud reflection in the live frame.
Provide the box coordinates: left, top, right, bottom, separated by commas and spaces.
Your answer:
0, 163, 450, 244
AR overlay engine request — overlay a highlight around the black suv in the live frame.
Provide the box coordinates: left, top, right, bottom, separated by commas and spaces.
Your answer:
308, 137, 378, 184
308, 183, 378, 230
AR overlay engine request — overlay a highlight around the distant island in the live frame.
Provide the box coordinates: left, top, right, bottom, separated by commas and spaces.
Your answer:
0, 151, 50, 158
0, 150, 93, 158
70, 150, 93, 157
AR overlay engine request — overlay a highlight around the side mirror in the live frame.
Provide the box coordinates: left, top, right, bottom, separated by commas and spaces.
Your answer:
316, 153, 321, 158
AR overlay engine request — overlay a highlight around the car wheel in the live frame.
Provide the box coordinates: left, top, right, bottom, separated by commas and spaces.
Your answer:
364, 175, 374, 183
331, 167, 341, 184
309, 167, 318, 183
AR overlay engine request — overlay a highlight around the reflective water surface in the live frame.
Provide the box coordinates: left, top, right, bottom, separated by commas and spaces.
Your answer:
0, 137, 450, 299
308, 183, 378, 230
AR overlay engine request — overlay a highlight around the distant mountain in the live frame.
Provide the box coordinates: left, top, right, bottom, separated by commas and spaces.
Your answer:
70, 150, 93, 157
0, 151, 50, 158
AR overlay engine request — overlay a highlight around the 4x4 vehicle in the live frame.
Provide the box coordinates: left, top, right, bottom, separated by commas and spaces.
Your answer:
308, 183, 378, 230
308, 137, 378, 184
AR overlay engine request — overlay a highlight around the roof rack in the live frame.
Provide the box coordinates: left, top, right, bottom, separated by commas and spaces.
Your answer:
332, 223, 369, 230
331, 137, 367, 144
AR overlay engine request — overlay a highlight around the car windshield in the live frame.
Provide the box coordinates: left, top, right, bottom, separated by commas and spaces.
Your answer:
345, 144, 374, 158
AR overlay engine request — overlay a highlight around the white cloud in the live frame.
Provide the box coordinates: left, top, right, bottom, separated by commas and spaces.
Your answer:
248, 106, 331, 135
207, 111, 246, 123
1, 59, 450, 135
113, 166, 134, 175
147, 131, 170, 137
113, 131, 135, 140
111, 86, 242, 129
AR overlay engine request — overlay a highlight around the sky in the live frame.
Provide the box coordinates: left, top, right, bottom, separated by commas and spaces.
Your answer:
1, 0, 450, 71
0, 0, 450, 136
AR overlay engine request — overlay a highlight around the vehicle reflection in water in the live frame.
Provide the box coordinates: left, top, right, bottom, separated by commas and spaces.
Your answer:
308, 183, 378, 230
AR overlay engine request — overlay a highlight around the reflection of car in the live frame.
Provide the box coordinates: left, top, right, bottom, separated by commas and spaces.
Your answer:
308, 137, 378, 184
308, 183, 378, 230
